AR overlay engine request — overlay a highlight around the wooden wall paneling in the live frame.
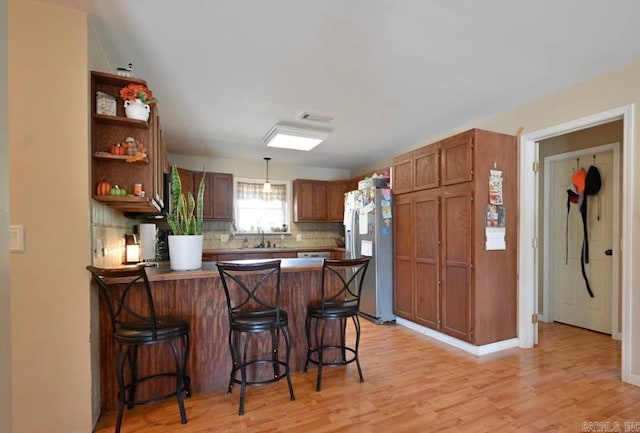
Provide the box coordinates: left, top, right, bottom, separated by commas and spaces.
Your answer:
471, 129, 518, 344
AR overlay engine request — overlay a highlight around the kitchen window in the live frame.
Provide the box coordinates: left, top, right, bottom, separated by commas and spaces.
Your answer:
234, 179, 290, 233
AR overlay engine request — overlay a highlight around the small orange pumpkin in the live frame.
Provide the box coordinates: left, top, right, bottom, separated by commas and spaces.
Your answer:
96, 181, 111, 196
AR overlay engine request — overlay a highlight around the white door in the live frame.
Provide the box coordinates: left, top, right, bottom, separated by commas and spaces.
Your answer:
551, 150, 613, 333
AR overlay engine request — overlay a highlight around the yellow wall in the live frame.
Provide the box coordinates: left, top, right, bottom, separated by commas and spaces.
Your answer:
0, 0, 11, 431
8, 1, 92, 432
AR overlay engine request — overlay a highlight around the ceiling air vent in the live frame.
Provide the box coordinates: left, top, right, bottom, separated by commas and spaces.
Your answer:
299, 112, 334, 124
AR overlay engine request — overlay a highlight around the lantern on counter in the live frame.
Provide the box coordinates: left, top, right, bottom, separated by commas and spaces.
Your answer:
124, 234, 140, 264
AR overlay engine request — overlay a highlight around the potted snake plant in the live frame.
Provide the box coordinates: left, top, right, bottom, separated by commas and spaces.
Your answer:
166, 165, 206, 270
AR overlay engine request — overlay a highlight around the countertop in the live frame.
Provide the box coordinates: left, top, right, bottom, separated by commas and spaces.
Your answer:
145, 257, 325, 282
202, 247, 347, 255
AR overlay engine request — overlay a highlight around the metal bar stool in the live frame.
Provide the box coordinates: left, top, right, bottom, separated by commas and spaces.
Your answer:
216, 259, 295, 415
87, 265, 191, 433
304, 257, 370, 391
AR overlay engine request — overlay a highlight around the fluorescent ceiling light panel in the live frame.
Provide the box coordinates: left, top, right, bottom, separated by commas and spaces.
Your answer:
264, 123, 331, 151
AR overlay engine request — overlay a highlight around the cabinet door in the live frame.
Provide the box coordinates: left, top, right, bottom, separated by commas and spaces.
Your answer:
211, 173, 233, 220
273, 252, 297, 259
413, 191, 440, 329
392, 157, 413, 194
313, 182, 328, 220
193, 172, 214, 219
327, 181, 349, 222
441, 131, 473, 186
393, 193, 414, 319
177, 168, 194, 198
440, 188, 473, 342
217, 254, 244, 261
293, 180, 315, 221
414, 144, 440, 191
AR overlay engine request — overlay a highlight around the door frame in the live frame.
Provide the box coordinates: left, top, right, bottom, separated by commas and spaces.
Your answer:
518, 104, 637, 385
542, 143, 620, 339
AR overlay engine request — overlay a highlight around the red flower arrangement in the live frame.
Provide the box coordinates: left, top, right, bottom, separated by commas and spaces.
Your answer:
119, 83, 157, 105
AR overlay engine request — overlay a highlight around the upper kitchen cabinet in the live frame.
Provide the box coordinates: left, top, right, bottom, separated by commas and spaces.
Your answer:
392, 142, 440, 194
91, 71, 168, 213
293, 179, 349, 222
326, 180, 350, 222
441, 131, 473, 186
178, 168, 233, 220
293, 179, 326, 221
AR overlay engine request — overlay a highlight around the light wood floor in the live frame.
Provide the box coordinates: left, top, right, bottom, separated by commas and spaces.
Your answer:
94, 320, 640, 433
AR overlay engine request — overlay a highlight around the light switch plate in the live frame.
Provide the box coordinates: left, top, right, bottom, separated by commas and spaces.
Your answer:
10, 225, 24, 253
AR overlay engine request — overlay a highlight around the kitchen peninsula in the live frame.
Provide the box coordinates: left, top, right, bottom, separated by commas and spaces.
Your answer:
97, 258, 341, 411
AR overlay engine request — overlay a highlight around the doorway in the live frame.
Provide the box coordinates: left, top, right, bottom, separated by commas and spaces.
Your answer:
543, 143, 620, 336
518, 104, 636, 385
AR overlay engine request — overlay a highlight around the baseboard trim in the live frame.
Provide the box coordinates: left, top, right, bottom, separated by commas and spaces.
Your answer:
395, 317, 519, 356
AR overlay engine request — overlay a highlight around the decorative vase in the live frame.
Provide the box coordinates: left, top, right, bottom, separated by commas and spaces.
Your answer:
168, 235, 203, 271
124, 98, 150, 121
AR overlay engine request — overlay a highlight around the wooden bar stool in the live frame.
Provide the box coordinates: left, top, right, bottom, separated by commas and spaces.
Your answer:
216, 259, 295, 415
304, 257, 370, 391
87, 265, 191, 433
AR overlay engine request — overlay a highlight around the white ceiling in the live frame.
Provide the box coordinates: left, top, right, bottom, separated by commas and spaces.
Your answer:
43, 0, 640, 172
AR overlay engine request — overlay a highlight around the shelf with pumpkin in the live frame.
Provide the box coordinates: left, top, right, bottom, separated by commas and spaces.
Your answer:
90, 70, 169, 214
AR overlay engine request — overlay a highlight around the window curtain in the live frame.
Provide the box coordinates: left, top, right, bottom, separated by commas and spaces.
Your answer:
237, 182, 286, 201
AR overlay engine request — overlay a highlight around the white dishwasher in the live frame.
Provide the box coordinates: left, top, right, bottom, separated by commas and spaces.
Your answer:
296, 251, 332, 259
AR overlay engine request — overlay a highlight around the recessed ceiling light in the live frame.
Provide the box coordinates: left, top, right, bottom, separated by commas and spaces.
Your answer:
264, 122, 331, 151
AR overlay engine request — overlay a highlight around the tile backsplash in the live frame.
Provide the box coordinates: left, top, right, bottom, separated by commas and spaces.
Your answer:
89, 202, 344, 265
90, 201, 135, 267
201, 220, 344, 250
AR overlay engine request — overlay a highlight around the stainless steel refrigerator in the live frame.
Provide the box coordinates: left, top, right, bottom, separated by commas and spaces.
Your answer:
344, 187, 395, 324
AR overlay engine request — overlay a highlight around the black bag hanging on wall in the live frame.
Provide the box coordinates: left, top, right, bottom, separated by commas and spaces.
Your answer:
579, 165, 602, 298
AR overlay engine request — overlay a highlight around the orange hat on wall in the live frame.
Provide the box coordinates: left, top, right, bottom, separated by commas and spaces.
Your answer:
572, 167, 587, 193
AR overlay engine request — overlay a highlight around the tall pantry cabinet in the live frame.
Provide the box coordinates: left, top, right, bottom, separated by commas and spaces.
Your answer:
392, 128, 517, 345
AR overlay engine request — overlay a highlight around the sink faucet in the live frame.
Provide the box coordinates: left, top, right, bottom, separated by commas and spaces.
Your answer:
254, 229, 265, 248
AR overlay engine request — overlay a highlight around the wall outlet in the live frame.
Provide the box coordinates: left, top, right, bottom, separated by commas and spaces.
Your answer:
296, 234, 302, 242
220, 233, 230, 242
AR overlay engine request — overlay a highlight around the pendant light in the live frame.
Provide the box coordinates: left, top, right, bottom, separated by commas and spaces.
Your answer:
263, 157, 272, 193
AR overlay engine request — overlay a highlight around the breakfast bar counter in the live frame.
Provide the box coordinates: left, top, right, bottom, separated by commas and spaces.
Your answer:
98, 258, 329, 411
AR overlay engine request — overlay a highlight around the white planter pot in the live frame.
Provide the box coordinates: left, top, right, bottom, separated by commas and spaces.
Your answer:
124, 98, 150, 121
168, 235, 203, 271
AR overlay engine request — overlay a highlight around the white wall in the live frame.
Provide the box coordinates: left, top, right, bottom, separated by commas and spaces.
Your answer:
169, 153, 351, 181
0, 0, 11, 432
9, 1, 92, 432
